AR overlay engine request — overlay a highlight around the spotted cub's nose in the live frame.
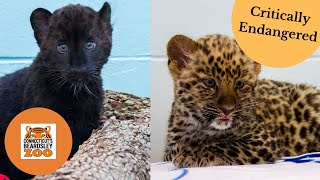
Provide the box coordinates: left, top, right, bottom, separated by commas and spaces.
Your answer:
220, 106, 235, 115
217, 95, 236, 115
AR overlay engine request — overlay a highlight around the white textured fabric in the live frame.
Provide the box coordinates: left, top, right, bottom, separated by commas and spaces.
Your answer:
151, 152, 320, 180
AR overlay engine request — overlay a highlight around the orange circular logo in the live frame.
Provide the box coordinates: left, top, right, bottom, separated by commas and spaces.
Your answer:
5, 108, 72, 175
232, 0, 320, 67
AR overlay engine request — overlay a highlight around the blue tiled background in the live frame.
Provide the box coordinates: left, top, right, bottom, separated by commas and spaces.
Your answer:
0, 0, 150, 97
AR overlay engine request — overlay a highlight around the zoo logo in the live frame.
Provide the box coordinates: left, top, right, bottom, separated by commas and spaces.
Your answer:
21, 124, 57, 160
6, 108, 72, 175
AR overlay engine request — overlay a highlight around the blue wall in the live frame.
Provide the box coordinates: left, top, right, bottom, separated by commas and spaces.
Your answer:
0, 0, 150, 97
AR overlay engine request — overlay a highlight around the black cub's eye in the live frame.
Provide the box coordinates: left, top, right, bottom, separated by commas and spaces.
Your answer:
86, 41, 96, 51
203, 79, 215, 88
235, 80, 245, 90
57, 43, 68, 53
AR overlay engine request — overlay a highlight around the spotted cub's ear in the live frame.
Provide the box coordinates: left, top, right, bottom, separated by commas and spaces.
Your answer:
167, 35, 198, 78
30, 8, 52, 46
253, 61, 261, 75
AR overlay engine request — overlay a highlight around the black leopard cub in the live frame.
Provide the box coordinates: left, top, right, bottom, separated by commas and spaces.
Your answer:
0, 3, 112, 179
164, 34, 320, 168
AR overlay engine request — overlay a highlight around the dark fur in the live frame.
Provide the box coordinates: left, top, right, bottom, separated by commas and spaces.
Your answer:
0, 3, 112, 179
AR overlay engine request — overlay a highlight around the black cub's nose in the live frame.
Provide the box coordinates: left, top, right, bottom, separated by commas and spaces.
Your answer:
70, 67, 87, 77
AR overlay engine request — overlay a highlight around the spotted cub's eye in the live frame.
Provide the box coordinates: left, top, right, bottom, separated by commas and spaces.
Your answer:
203, 79, 215, 88
57, 43, 68, 53
86, 41, 96, 51
235, 80, 245, 90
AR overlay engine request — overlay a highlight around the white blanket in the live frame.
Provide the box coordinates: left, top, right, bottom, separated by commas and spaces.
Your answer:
151, 152, 320, 180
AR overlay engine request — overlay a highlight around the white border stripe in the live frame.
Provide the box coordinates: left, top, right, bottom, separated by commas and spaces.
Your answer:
0, 57, 150, 64
0, 60, 32, 64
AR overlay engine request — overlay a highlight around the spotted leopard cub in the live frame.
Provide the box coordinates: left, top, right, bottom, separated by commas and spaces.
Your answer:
164, 34, 320, 167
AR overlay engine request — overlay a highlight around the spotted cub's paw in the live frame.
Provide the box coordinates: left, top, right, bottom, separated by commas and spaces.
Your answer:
171, 145, 228, 168
172, 152, 228, 168
172, 153, 200, 168
170, 144, 201, 167
163, 152, 173, 162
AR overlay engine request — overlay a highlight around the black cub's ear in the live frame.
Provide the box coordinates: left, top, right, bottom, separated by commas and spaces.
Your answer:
167, 35, 198, 78
30, 8, 52, 46
99, 2, 111, 24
